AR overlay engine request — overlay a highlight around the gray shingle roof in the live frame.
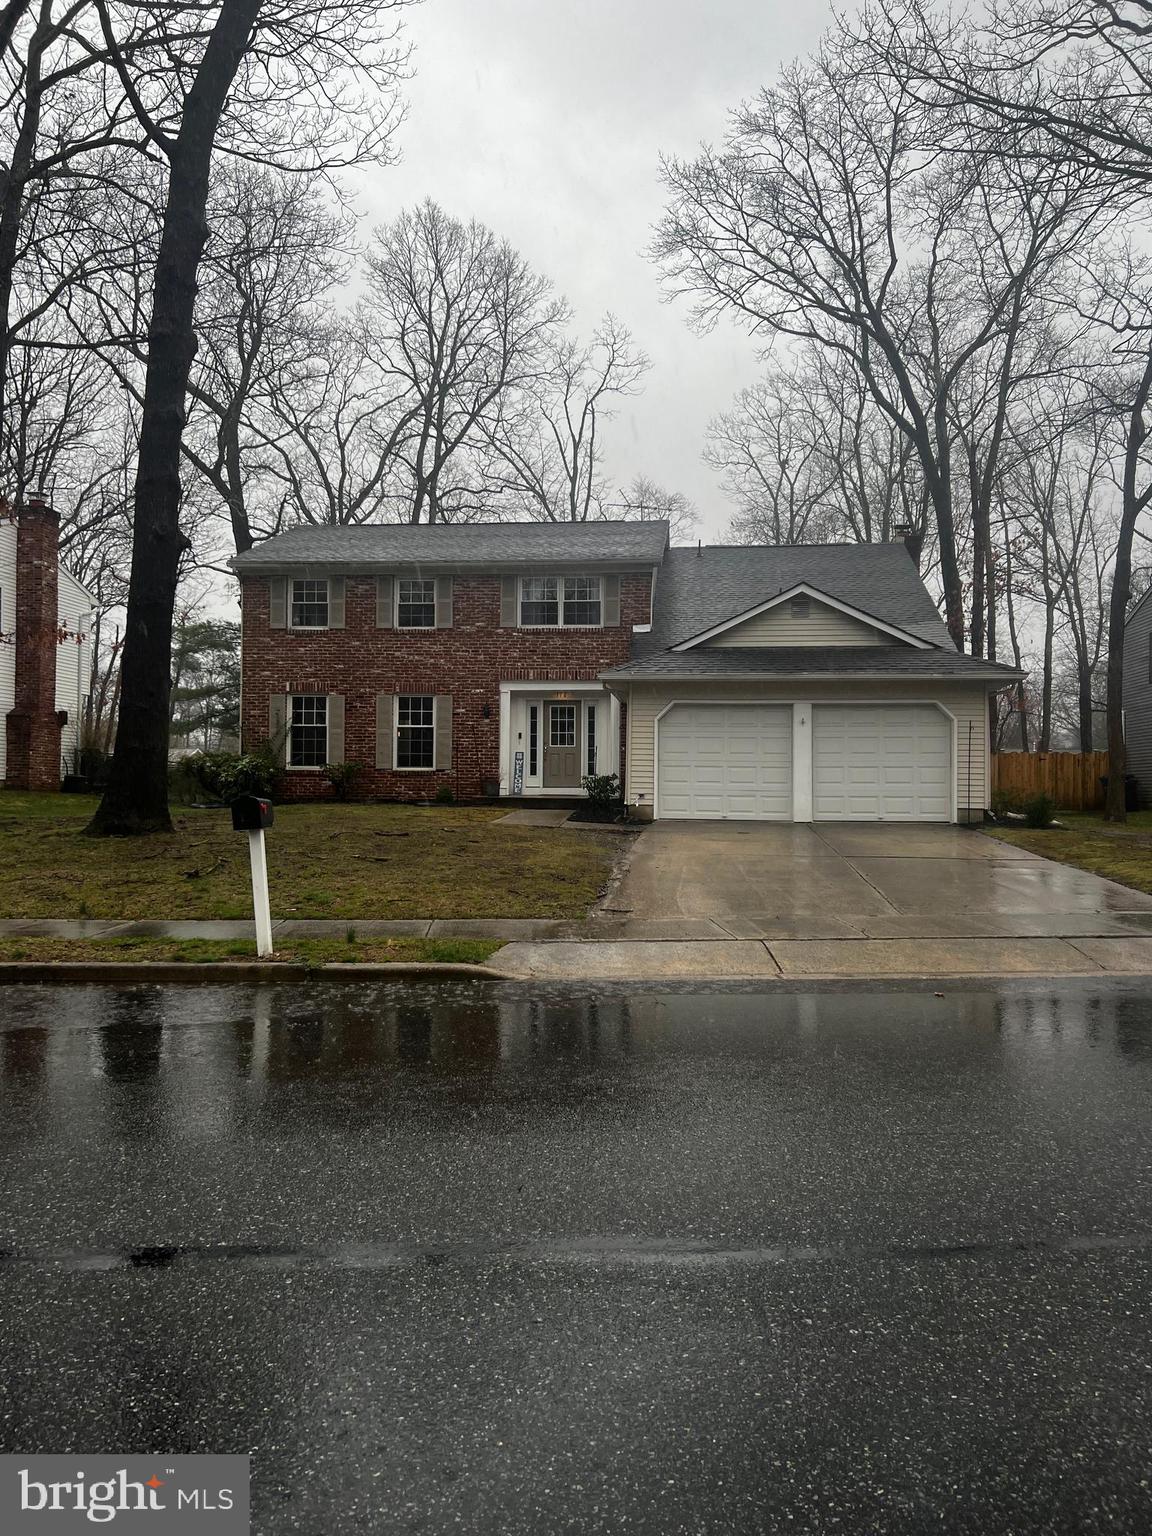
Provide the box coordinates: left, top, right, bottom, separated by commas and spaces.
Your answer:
640, 544, 955, 652
601, 647, 1023, 682
231, 519, 670, 573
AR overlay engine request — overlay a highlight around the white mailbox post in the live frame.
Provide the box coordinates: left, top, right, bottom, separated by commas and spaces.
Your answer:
231, 795, 274, 957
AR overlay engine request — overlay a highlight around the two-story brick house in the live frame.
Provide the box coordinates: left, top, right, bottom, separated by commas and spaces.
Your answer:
234, 519, 1023, 821
234, 521, 665, 804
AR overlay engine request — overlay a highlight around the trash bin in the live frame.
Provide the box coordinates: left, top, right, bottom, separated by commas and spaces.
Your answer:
1099, 775, 1140, 811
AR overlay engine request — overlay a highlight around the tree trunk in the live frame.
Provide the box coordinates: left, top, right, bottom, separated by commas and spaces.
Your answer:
1103, 349, 1152, 822
87, 0, 262, 835
0, 0, 48, 429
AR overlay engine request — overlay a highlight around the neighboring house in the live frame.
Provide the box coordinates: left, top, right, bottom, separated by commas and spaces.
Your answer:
1123, 586, 1152, 807
1, 500, 95, 790
233, 521, 1022, 823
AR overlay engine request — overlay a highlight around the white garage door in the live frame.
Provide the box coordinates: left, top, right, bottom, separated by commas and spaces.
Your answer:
658, 705, 792, 820
813, 705, 952, 821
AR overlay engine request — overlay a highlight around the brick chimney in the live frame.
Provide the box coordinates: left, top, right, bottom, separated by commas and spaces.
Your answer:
5, 498, 66, 791
891, 522, 924, 571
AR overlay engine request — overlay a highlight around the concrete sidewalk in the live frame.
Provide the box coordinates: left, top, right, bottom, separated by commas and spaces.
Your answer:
4, 912, 1152, 979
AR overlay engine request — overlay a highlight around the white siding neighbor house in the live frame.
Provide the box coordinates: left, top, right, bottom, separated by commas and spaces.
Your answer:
1124, 587, 1152, 808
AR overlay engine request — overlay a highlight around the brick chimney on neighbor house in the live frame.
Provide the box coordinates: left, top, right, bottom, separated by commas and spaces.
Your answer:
891, 522, 924, 571
4, 497, 66, 790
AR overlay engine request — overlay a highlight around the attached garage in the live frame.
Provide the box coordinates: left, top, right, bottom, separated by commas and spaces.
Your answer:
812, 704, 953, 822
657, 703, 792, 820
653, 700, 956, 823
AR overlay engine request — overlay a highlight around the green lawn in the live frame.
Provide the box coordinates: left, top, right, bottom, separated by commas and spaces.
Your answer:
984, 811, 1152, 895
0, 935, 502, 967
0, 793, 615, 920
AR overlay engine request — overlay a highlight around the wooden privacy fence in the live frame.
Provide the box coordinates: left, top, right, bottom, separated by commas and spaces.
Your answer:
991, 751, 1109, 812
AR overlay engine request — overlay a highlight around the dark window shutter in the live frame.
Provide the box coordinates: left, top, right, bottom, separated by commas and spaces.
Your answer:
326, 694, 345, 764
435, 695, 453, 769
376, 576, 394, 628
435, 575, 454, 628
375, 693, 392, 769
602, 575, 621, 627
269, 695, 288, 765
269, 578, 287, 629
328, 577, 345, 629
500, 576, 518, 627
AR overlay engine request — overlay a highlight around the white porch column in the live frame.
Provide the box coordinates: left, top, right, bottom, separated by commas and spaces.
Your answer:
792, 701, 813, 822
498, 684, 512, 795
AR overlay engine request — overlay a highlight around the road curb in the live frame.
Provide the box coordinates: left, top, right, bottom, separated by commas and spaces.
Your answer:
0, 961, 519, 985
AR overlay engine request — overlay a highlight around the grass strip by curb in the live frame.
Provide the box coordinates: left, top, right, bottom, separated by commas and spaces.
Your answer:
0, 935, 505, 969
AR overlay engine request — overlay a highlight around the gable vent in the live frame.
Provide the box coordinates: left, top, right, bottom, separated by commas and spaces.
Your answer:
790, 595, 811, 619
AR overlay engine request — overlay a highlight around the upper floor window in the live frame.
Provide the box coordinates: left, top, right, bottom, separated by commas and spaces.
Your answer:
564, 575, 602, 626
397, 578, 436, 629
519, 574, 602, 627
289, 694, 327, 767
291, 578, 329, 629
520, 575, 559, 626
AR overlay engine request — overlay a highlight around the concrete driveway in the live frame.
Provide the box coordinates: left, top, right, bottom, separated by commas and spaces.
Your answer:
608, 821, 1152, 940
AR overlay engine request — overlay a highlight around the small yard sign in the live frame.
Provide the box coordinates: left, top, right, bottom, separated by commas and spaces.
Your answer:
513, 750, 525, 794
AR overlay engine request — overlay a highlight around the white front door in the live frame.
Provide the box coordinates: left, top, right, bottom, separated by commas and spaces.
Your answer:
812, 704, 952, 821
657, 704, 793, 820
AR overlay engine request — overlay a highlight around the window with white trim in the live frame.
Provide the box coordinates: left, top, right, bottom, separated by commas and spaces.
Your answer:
520, 575, 558, 626
564, 575, 601, 626
519, 574, 602, 627
291, 578, 329, 628
396, 695, 434, 769
397, 578, 436, 629
289, 695, 327, 767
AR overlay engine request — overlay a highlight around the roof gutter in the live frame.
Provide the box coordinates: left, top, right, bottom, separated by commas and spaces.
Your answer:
598, 669, 1025, 684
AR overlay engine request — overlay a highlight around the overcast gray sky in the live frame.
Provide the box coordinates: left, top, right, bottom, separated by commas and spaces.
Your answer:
360, 0, 835, 540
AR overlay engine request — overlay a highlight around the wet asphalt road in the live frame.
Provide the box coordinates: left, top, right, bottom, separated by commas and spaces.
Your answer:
2, 978, 1152, 1534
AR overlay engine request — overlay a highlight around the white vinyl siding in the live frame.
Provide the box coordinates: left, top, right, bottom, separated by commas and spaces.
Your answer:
701, 601, 897, 648
626, 681, 991, 823
0, 524, 16, 781
812, 704, 952, 821
1123, 592, 1152, 806
658, 704, 793, 820
56, 568, 94, 776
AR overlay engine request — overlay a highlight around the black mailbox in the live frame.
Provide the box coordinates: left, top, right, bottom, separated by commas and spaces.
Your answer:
231, 794, 274, 831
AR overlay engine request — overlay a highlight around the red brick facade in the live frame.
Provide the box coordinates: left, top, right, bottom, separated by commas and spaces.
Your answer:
240, 571, 651, 801
4, 500, 66, 791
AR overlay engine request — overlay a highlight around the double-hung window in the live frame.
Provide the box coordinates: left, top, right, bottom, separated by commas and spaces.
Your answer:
563, 575, 601, 625
291, 578, 329, 629
518, 574, 602, 627
289, 695, 327, 767
520, 576, 559, 626
397, 578, 436, 629
396, 695, 435, 769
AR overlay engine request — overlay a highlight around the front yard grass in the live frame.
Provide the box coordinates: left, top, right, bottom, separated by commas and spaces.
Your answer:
0, 935, 503, 967
0, 793, 615, 920
984, 811, 1152, 895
